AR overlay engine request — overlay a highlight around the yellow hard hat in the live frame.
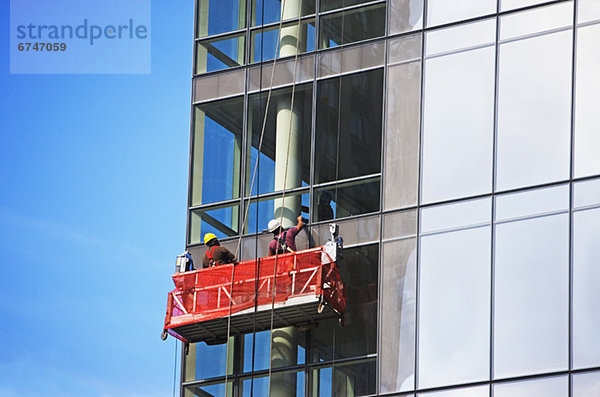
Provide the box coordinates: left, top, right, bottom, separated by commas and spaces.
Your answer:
203, 233, 217, 245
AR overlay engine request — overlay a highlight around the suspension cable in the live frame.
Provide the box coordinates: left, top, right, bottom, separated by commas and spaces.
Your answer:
267, 1, 304, 395
223, 0, 297, 394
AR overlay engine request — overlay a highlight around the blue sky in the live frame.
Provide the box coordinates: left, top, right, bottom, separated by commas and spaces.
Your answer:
0, 0, 194, 395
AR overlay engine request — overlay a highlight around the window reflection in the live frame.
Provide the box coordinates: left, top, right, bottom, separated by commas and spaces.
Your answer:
315, 69, 383, 184
244, 191, 310, 234
310, 244, 378, 362
189, 203, 240, 244
573, 209, 600, 369
496, 30, 572, 191
389, 0, 424, 34
196, 33, 245, 74
250, 19, 316, 63
493, 375, 568, 397
252, 0, 316, 26
319, 3, 386, 49
426, 0, 495, 27
572, 371, 600, 396
418, 385, 489, 397
494, 214, 569, 378
419, 226, 491, 388
309, 359, 376, 396
196, 0, 246, 38
574, 24, 600, 177
380, 238, 416, 393
191, 97, 244, 206
312, 178, 380, 223
384, 60, 421, 210
421, 44, 495, 204
248, 84, 312, 196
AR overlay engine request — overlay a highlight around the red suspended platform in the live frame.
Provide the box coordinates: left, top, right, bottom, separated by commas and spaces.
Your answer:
162, 245, 345, 344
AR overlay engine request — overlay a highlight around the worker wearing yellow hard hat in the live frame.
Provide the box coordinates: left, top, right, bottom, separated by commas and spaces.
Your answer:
202, 233, 237, 268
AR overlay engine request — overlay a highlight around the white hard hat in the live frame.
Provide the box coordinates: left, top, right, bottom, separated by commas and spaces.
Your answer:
268, 219, 281, 233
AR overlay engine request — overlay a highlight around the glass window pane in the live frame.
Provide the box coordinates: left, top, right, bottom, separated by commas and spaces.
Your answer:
194, 339, 234, 379
390, 0, 424, 34
196, 33, 245, 74
493, 375, 568, 397
184, 380, 233, 397
252, 0, 316, 26
421, 198, 491, 234
418, 227, 491, 388
418, 385, 489, 397
579, 0, 600, 23
427, 0, 495, 27
496, 31, 572, 191
244, 190, 310, 236
313, 178, 380, 222
389, 34, 422, 65
495, 184, 569, 222
426, 19, 495, 57
318, 41, 384, 78
191, 97, 243, 206
573, 371, 600, 396
196, 0, 246, 38
310, 359, 376, 397
241, 370, 305, 397
383, 210, 417, 240
189, 203, 240, 244
574, 178, 600, 209
380, 238, 416, 393
494, 214, 569, 378
250, 19, 316, 63
573, 208, 600, 369
315, 69, 383, 184
319, 4, 386, 49
421, 45, 495, 204
249, 55, 316, 91
384, 61, 420, 210
320, 0, 375, 12
247, 84, 312, 196
310, 245, 378, 362
500, 0, 560, 12
500, 2, 573, 40
311, 214, 380, 246
193, 69, 245, 103
574, 24, 600, 177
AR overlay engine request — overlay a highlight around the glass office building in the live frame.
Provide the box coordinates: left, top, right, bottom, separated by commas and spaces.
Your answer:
181, 0, 600, 395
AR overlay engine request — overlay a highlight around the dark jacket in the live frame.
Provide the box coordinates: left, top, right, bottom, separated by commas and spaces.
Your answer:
202, 246, 237, 268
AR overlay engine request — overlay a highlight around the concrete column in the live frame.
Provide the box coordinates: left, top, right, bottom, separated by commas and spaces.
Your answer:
270, 3, 304, 396
273, 95, 302, 228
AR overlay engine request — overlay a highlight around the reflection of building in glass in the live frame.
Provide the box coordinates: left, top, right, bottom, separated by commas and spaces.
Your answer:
182, 0, 600, 395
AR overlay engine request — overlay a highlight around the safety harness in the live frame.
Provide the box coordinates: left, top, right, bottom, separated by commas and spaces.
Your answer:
206, 246, 218, 267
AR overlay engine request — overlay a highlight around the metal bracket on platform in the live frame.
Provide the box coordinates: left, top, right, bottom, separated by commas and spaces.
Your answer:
323, 223, 343, 264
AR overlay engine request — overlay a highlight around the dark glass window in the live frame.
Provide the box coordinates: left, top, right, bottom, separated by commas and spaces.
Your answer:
320, 0, 376, 12
310, 244, 379, 362
319, 3, 386, 48
313, 177, 380, 222
247, 84, 313, 196
315, 69, 383, 184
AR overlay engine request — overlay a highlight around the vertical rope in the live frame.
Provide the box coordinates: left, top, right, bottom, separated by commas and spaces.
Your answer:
267, 1, 304, 396
224, 0, 294, 395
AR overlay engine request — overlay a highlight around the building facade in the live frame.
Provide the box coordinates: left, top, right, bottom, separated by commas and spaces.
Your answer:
182, 0, 600, 395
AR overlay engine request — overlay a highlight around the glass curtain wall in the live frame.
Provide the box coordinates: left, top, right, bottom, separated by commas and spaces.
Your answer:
184, 0, 600, 396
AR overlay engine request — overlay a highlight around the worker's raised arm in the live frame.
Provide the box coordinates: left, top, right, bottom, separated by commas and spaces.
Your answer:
296, 215, 304, 230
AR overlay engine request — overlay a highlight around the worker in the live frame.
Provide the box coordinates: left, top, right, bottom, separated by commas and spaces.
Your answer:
268, 215, 305, 256
202, 233, 237, 268
317, 191, 334, 221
